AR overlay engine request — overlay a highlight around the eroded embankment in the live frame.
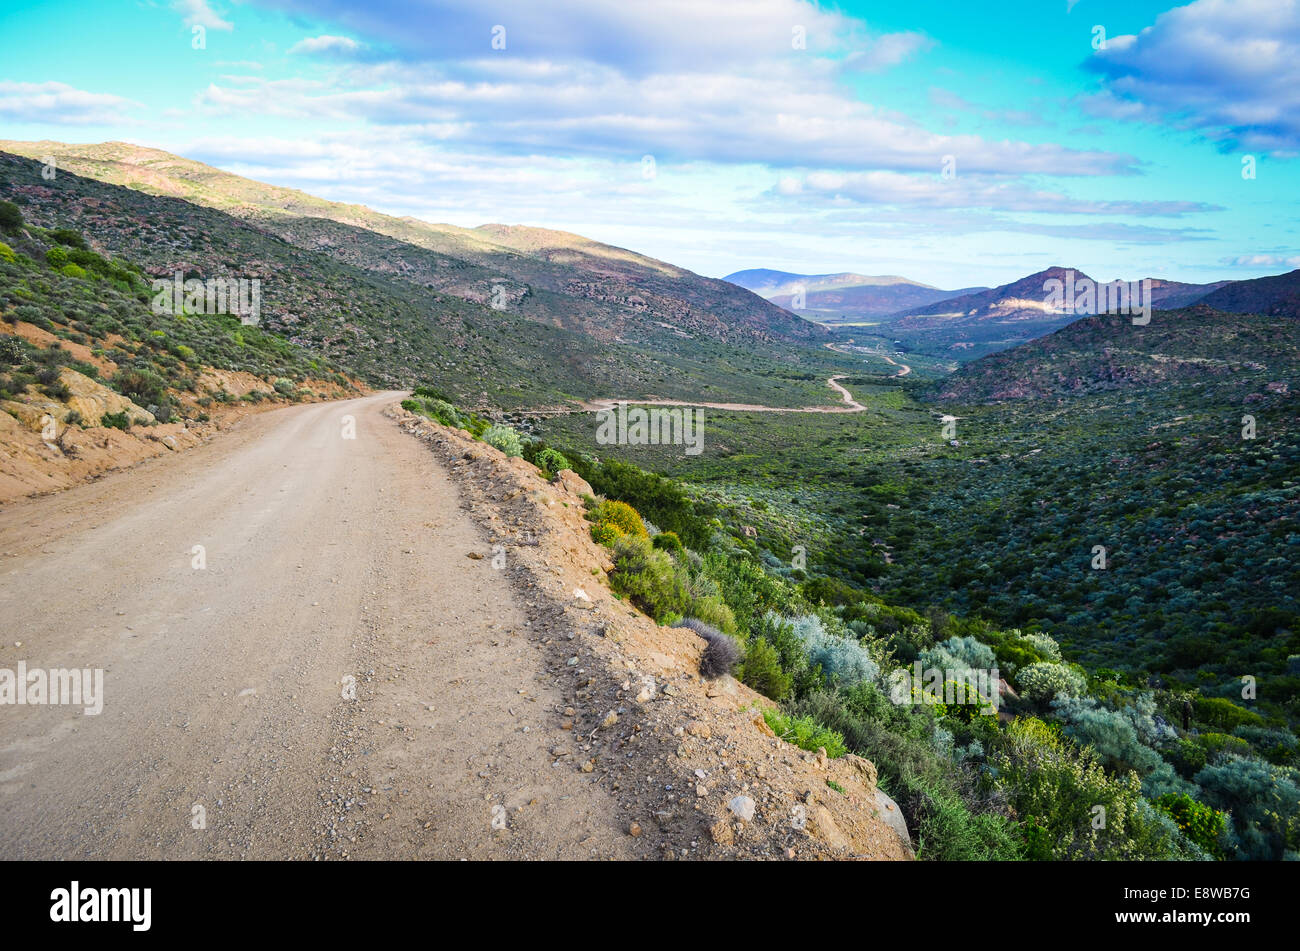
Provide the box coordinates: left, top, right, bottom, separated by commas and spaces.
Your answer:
389, 403, 914, 860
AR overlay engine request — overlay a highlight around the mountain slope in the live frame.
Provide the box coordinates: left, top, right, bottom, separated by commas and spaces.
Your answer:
880, 266, 1093, 356
1, 140, 822, 348
0, 150, 847, 409
933, 303, 1297, 402
1148, 277, 1229, 310
1198, 268, 1300, 318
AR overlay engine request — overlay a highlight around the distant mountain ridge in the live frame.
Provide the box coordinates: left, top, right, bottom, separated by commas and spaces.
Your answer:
732, 258, 1280, 360
725, 267, 984, 322
847, 267, 1234, 359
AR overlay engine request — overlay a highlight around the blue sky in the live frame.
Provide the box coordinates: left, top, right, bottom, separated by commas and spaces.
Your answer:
0, 0, 1296, 287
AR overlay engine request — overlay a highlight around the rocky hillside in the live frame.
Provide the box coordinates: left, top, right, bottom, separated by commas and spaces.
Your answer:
932, 304, 1297, 403
0, 199, 365, 500
0, 148, 843, 411
1, 141, 824, 348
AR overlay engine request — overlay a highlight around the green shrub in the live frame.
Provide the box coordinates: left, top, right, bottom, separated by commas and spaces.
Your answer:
685, 592, 736, 635
763, 709, 847, 758
0, 241, 15, 263
802, 576, 865, 607
49, 228, 87, 249
113, 368, 168, 408
1016, 662, 1086, 704
701, 550, 798, 635
1166, 738, 1208, 779
1195, 696, 1265, 731
583, 457, 712, 549
738, 636, 793, 701
534, 447, 570, 478
1233, 726, 1299, 766
992, 717, 1157, 860
750, 612, 820, 697
590, 522, 621, 546
1153, 793, 1227, 857
0, 200, 23, 232
1195, 732, 1253, 761
46, 246, 70, 268
406, 395, 465, 428
482, 423, 523, 457
910, 778, 1023, 861
784, 685, 1021, 860
609, 534, 687, 622
412, 383, 456, 403
100, 411, 130, 430
651, 530, 685, 558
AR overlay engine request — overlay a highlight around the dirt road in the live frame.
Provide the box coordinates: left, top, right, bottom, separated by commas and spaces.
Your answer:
577, 374, 864, 414
0, 393, 634, 859
823, 342, 911, 377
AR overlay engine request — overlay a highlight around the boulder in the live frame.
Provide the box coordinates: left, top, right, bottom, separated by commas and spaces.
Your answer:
554, 468, 593, 497
843, 753, 878, 791
874, 788, 914, 858
809, 805, 850, 852
1, 400, 53, 434
58, 368, 154, 425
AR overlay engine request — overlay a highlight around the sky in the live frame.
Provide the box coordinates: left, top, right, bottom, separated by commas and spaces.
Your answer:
0, 0, 1297, 287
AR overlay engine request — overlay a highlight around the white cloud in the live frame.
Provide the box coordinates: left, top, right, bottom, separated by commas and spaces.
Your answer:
174, 0, 233, 31
772, 169, 1219, 216
0, 81, 141, 125
1085, 0, 1300, 153
1228, 254, 1300, 267
255, 0, 885, 72
840, 32, 933, 72
193, 61, 1133, 176
289, 35, 364, 56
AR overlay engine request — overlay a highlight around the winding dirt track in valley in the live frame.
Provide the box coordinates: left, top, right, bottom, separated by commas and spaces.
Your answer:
822, 341, 912, 377
576, 374, 865, 414
879, 355, 911, 376
0, 392, 637, 860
